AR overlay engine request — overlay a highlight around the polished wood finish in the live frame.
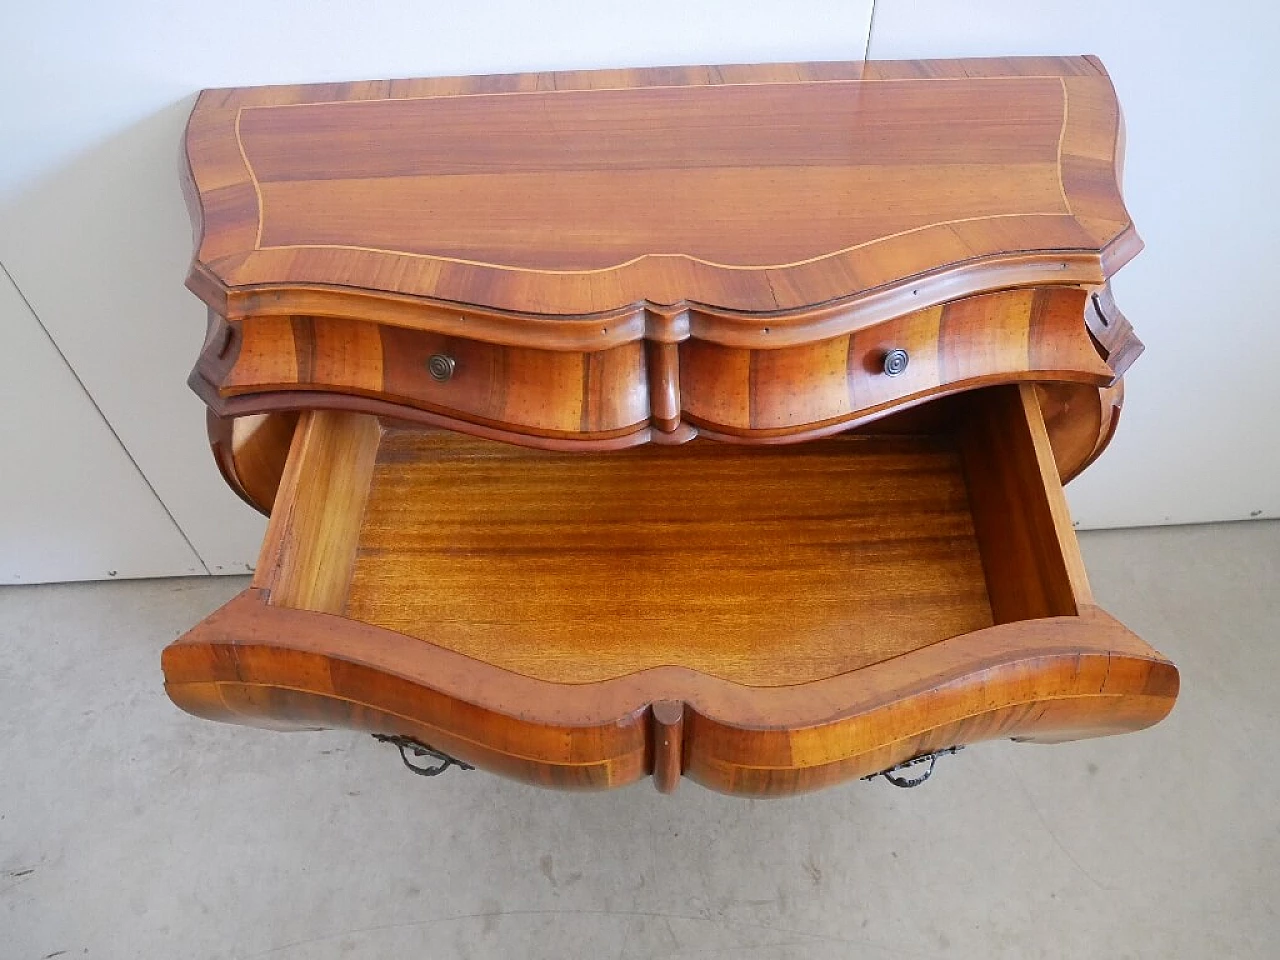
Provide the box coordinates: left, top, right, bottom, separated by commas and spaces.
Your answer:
345, 426, 994, 687
170, 59, 1175, 795
252, 410, 380, 613
184, 57, 1135, 321
1085, 282, 1144, 380
192, 286, 1123, 450
204, 378, 1129, 517
960, 385, 1090, 622
680, 287, 1112, 438
164, 593, 1176, 795
199, 313, 649, 440
206, 409, 297, 514
1038, 379, 1125, 484
165, 385, 1177, 794
184, 56, 1139, 450
651, 701, 685, 795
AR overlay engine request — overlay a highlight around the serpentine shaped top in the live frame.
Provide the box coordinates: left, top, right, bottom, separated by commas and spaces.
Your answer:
183, 56, 1137, 335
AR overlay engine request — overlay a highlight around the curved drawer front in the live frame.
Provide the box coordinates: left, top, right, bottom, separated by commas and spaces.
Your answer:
166, 387, 1176, 796
218, 315, 650, 439
680, 288, 1114, 437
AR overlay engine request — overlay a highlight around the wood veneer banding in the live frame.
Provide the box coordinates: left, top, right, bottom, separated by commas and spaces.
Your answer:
171, 58, 1174, 796
184, 58, 1137, 323
164, 384, 1178, 794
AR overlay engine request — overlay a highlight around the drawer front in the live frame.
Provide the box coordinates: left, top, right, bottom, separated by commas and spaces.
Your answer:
680, 288, 1114, 437
219, 315, 650, 438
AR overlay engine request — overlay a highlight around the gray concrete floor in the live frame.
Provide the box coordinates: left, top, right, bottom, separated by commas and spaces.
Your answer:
2, 521, 1277, 959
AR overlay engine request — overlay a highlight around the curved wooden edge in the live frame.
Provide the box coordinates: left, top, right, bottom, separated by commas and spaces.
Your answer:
1080, 380, 1124, 478
192, 378, 665, 454
682, 254, 1108, 349
194, 382, 1122, 518
1038, 379, 1125, 485
206, 407, 258, 512
192, 255, 1115, 351
179, 109, 206, 277
193, 371, 1116, 459
206, 409, 299, 516
221, 284, 649, 351
1086, 283, 1144, 381
198, 378, 1126, 516
688, 364, 1113, 443
1081, 56, 1144, 278
162, 589, 1177, 795
1098, 223, 1144, 279
184, 63, 1135, 338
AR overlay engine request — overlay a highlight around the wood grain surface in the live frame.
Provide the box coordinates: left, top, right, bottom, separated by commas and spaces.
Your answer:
184, 57, 1138, 323
344, 427, 995, 687
191, 286, 1120, 451
163, 590, 1177, 795
205, 409, 297, 513
171, 58, 1170, 795
203, 378, 1130, 517
212, 315, 649, 439
680, 287, 1112, 437
184, 58, 1140, 456
252, 410, 380, 613
163, 384, 1178, 794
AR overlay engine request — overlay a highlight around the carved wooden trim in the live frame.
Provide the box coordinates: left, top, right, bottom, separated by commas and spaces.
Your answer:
1085, 283, 1145, 381
645, 341, 682, 433
651, 701, 685, 794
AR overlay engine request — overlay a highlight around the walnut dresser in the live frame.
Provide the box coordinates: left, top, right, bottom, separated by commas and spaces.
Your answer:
165, 57, 1178, 796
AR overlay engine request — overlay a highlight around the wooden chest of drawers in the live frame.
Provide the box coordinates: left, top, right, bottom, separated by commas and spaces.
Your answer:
167, 57, 1176, 795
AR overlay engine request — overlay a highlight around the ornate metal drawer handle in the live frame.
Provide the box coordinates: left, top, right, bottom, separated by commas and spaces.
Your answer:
373, 733, 474, 777
882, 348, 910, 377
427, 354, 456, 382
861, 745, 962, 788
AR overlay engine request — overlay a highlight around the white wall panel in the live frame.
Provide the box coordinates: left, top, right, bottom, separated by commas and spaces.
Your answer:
3, 1, 1272, 580
0, 266, 204, 583
867, 1, 1280, 528
0, 1, 875, 579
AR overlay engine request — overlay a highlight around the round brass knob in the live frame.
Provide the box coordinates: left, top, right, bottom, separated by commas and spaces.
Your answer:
427, 354, 456, 382
882, 348, 909, 377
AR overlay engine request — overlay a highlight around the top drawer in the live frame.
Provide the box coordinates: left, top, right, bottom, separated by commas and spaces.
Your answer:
680, 287, 1115, 438
193, 286, 1117, 448
197, 314, 650, 442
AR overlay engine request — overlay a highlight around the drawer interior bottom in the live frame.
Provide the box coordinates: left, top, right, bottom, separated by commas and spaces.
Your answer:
252, 382, 1087, 686
347, 427, 994, 687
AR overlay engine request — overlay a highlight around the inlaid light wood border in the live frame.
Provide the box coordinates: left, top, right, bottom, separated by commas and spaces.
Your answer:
233, 76, 1076, 270
184, 57, 1136, 322
164, 589, 1177, 794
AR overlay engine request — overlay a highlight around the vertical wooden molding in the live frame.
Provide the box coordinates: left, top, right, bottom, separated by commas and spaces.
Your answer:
651, 700, 685, 793
646, 340, 682, 432
1016, 383, 1094, 605
959, 384, 1092, 623
252, 410, 382, 613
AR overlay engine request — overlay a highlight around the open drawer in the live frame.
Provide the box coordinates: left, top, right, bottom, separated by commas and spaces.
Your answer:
163, 383, 1177, 796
